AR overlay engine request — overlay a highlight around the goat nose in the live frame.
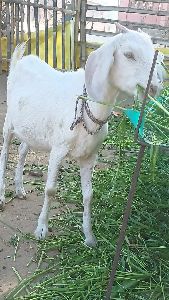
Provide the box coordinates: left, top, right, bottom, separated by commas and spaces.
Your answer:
149, 84, 158, 96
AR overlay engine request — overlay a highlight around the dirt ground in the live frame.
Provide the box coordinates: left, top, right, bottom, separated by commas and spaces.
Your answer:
0, 73, 58, 298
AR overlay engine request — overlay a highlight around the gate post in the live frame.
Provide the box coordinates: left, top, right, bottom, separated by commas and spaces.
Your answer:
80, 0, 87, 68
0, 0, 2, 74
74, 0, 81, 69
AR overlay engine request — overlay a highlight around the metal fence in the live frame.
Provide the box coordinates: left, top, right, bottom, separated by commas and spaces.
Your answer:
0, 0, 169, 74
86, 1, 169, 46
85, 0, 169, 82
0, 0, 88, 73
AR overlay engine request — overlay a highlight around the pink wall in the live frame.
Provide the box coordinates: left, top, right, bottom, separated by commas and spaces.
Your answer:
119, 0, 169, 26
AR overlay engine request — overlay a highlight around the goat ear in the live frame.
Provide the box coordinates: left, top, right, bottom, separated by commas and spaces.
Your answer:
85, 42, 116, 100
115, 22, 128, 33
138, 28, 143, 33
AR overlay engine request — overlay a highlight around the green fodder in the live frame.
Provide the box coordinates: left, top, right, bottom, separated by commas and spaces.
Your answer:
144, 86, 169, 146
5, 117, 169, 300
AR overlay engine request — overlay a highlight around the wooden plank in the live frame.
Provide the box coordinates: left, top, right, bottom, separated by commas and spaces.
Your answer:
86, 16, 117, 25
70, 18, 75, 70
0, 0, 2, 74
74, 0, 81, 69
86, 17, 169, 30
87, 4, 169, 16
27, 0, 31, 54
20, 0, 24, 42
66, 0, 74, 69
6, 1, 11, 72
152, 37, 169, 46
120, 21, 169, 30
70, 0, 75, 70
15, 2, 20, 44
44, 0, 48, 63
142, 28, 169, 40
86, 29, 115, 37
34, 0, 39, 56
3, 0, 75, 15
80, 0, 87, 67
10, 3, 15, 53
137, 0, 169, 2
62, 0, 65, 69
53, 0, 57, 68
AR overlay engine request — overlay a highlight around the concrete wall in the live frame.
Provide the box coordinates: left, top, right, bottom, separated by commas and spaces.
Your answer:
119, 0, 169, 26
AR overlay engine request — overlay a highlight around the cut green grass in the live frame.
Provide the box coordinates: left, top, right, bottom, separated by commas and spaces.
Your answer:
5, 116, 169, 300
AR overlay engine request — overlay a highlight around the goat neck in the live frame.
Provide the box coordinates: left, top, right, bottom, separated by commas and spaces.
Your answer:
83, 85, 119, 133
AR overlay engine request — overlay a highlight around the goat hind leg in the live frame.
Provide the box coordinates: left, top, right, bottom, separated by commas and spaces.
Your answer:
34, 146, 68, 239
15, 142, 29, 199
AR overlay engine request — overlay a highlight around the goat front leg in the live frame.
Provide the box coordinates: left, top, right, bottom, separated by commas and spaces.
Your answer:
80, 154, 97, 247
15, 142, 29, 199
34, 146, 68, 239
0, 119, 13, 209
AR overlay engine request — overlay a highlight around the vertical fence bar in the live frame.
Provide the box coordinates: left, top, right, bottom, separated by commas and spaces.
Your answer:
74, 0, 81, 69
6, 1, 11, 72
0, 0, 2, 74
70, 17, 75, 70
10, 2, 15, 53
15, 1, 20, 44
20, 1, 24, 42
62, 0, 65, 69
44, 0, 48, 63
67, 0, 74, 70
53, 0, 57, 68
34, 0, 39, 56
80, 0, 86, 68
27, 0, 31, 54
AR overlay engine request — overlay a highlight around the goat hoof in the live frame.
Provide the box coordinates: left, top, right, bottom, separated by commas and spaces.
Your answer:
16, 193, 26, 199
34, 224, 48, 240
85, 236, 97, 248
15, 188, 26, 199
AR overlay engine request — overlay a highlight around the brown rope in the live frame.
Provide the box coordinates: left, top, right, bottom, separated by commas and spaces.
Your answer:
70, 86, 114, 135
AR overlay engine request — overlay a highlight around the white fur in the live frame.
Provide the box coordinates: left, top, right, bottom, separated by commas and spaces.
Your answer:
0, 25, 162, 247
156, 51, 166, 83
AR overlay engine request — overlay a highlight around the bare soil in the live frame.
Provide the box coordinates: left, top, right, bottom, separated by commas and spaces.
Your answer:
0, 73, 56, 298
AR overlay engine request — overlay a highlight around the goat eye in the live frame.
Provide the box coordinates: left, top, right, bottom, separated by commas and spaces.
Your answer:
124, 52, 136, 61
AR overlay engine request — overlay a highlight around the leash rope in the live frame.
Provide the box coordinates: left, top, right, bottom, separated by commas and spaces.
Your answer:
70, 85, 114, 135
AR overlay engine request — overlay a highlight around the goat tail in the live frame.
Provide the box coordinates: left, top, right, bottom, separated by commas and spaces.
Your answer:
9, 41, 28, 74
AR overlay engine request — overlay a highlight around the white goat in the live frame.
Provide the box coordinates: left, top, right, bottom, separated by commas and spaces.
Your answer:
0, 24, 161, 247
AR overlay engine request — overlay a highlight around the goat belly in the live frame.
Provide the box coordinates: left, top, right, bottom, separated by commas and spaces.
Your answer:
13, 126, 52, 152
12, 114, 54, 152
